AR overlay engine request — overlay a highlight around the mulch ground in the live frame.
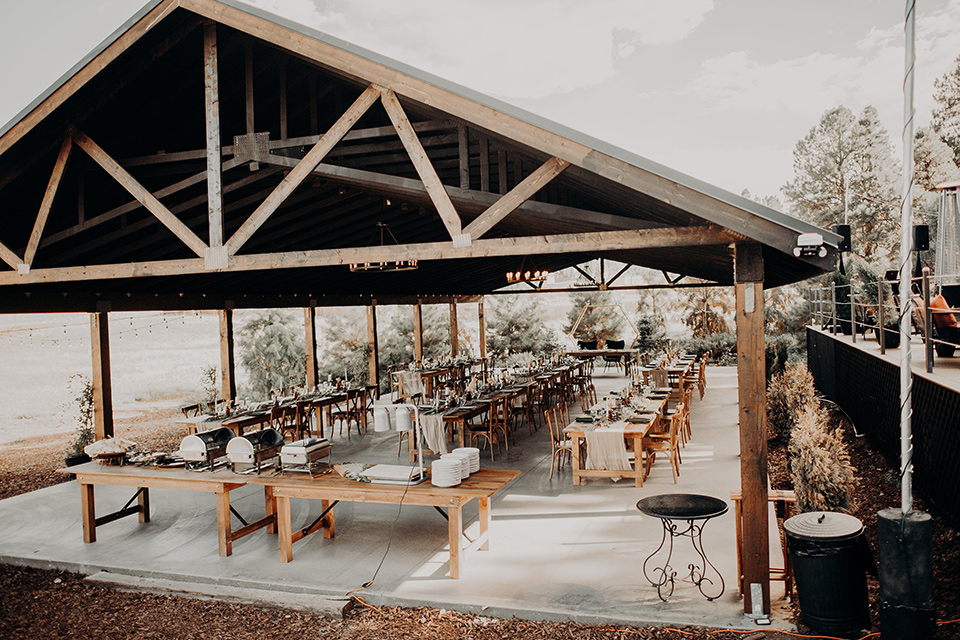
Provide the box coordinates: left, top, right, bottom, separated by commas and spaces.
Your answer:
1, 397, 959, 639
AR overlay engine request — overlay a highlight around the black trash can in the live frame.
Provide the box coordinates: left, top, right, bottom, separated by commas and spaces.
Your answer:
784, 511, 871, 635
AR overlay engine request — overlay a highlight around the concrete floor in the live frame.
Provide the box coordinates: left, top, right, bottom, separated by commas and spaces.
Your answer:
0, 366, 792, 630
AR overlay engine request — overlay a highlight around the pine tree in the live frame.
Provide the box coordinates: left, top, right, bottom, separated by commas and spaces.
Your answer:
932, 54, 960, 166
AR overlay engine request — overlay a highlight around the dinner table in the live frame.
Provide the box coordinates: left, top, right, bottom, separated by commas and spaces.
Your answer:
563, 391, 669, 487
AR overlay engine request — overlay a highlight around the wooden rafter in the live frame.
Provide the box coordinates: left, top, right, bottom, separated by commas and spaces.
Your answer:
0, 240, 21, 271
257, 155, 656, 234
69, 127, 208, 258
24, 137, 73, 267
224, 84, 381, 255
462, 156, 569, 240
1, 226, 734, 285
204, 20, 224, 253
380, 89, 462, 239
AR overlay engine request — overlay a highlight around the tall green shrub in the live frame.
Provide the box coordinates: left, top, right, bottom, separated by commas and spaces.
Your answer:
766, 363, 817, 442
788, 404, 857, 514
237, 310, 306, 400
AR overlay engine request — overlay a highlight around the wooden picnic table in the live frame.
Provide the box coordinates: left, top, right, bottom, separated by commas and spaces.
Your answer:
247, 468, 520, 579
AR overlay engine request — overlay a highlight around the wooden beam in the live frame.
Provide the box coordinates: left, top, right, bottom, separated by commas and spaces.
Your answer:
69, 127, 208, 258
479, 137, 490, 192
380, 90, 462, 239
304, 306, 318, 389
24, 137, 72, 267
279, 62, 288, 140
478, 298, 486, 360
257, 156, 656, 234
734, 242, 769, 615
91, 311, 114, 440
498, 148, 507, 194
2, 226, 734, 285
462, 157, 569, 240
40, 158, 264, 249
309, 76, 318, 133
367, 305, 380, 396
244, 43, 256, 170
203, 21, 224, 259
0, 240, 22, 271
458, 123, 470, 189
449, 302, 459, 357
224, 85, 380, 255
413, 303, 424, 363
220, 308, 236, 404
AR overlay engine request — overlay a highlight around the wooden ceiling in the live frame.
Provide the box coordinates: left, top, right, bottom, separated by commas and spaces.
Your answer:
0, 0, 838, 313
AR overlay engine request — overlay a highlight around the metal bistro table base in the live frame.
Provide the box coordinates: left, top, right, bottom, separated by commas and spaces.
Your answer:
637, 494, 728, 601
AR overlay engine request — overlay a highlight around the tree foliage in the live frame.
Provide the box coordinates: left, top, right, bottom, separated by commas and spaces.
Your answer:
317, 309, 369, 387
783, 105, 900, 261
379, 306, 451, 369
564, 290, 626, 342
933, 53, 960, 166
486, 296, 558, 360
237, 310, 306, 400
682, 286, 733, 338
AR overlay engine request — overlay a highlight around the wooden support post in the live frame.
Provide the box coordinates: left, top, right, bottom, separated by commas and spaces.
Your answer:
90, 311, 114, 440
479, 137, 490, 192
203, 20, 224, 266
478, 298, 486, 360
219, 308, 236, 404
413, 303, 424, 364
367, 305, 380, 396
458, 123, 470, 189
244, 44, 258, 171
304, 306, 318, 390
449, 302, 459, 357
308, 76, 318, 133
734, 243, 770, 615
498, 148, 508, 194
279, 62, 288, 140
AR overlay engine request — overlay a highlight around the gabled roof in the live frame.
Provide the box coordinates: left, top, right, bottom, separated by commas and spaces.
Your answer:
0, 0, 838, 313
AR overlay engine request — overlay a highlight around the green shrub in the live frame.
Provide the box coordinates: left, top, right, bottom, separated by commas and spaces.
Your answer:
65, 374, 95, 458
788, 404, 856, 514
766, 363, 817, 442
677, 332, 737, 365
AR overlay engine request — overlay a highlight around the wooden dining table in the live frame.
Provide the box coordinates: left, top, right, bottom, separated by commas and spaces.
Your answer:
564, 394, 668, 487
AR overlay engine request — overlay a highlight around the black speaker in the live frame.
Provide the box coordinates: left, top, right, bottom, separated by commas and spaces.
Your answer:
832, 224, 851, 252
913, 224, 929, 251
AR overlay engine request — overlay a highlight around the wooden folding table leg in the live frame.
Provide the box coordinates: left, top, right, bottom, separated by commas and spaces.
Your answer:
264, 485, 276, 534
81, 484, 96, 543
322, 499, 335, 538
138, 487, 150, 523
277, 496, 293, 563
478, 497, 491, 551
572, 436, 582, 486
216, 489, 233, 557
448, 504, 463, 579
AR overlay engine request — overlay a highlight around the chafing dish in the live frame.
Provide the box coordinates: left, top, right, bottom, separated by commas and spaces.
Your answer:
178, 426, 234, 471
279, 437, 331, 476
225, 428, 284, 473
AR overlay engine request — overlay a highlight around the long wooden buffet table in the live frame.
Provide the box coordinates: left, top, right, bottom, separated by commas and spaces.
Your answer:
246, 469, 519, 579
60, 463, 518, 578
60, 462, 276, 557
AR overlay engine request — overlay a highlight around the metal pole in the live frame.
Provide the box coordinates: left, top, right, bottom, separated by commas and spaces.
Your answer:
852, 288, 857, 344
898, 0, 916, 515
923, 267, 933, 373
832, 282, 837, 334
879, 275, 886, 355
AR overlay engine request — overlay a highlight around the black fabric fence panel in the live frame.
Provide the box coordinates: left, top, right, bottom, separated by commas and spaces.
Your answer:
807, 328, 960, 528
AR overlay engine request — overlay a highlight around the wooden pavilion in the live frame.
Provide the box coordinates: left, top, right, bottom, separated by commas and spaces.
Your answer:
0, 0, 839, 615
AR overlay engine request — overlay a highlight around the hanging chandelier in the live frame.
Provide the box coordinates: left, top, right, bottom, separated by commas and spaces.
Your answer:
506, 257, 548, 283
349, 222, 419, 273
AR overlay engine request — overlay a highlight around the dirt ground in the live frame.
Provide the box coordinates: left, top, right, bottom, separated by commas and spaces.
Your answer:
1, 398, 959, 639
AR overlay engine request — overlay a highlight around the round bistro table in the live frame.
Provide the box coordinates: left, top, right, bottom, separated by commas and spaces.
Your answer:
636, 493, 728, 601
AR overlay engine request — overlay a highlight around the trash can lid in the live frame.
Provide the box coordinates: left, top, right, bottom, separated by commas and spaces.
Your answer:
784, 511, 864, 541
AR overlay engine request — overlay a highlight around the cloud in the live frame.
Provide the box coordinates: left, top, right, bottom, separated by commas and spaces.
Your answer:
246, 0, 714, 99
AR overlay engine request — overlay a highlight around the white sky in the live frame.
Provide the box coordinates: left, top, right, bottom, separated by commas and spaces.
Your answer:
2, 0, 960, 203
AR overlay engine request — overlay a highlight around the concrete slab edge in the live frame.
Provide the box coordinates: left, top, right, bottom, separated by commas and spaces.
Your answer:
84, 571, 350, 618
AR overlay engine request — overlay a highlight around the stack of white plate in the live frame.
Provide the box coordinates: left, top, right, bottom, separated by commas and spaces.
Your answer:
431, 459, 462, 487
442, 452, 470, 479
453, 447, 481, 474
